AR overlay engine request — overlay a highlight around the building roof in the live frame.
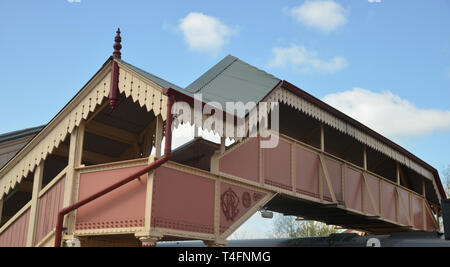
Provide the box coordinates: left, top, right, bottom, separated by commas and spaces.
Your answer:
184, 55, 281, 114
0, 125, 45, 143
117, 58, 184, 92
0, 54, 445, 199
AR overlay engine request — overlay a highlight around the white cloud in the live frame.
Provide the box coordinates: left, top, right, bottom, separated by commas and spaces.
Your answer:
289, 0, 347, 32
368, 0, 381, 3
178, 12, 236, 55
268, 44, 348, 73
67, 0, 81, 3
322, 88, 450, 138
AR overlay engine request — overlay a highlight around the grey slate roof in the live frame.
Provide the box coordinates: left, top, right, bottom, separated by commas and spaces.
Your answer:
0, 125, 45, 143
117, 58, 185, 92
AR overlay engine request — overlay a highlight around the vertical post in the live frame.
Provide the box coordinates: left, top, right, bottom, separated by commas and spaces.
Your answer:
220, 136, 226, 154
395, 162, 400, 223
62, 121, 85, 235
361, 171, 365, 214
379, 181, 383, 219
210, 136, 226, 175
142, 116, 162, 236
409, 193, 414, 227
0, 197, 3, 226
363, 146, 367, 171
341, 163, 346, 207
143, 167, 155, 233
291, 143, 296, 194
422, 177, 426, 197
362, 146, 367, 214
319, 124, 324, 202
155, 115, 164, 158
319, 160, 323, 202
26, 161, 44, 247
194, 125, 199, 138
214, 179, 220, 240
259, 137, 264, 185
423, 199, 427, 230
422, 178, 427, 230
320, 123, 324, 152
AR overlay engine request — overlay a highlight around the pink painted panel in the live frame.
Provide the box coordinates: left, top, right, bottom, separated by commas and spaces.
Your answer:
412, 195, 424, 230
35, 176, 65, 244
323, 158, 342, 203
152, 166, 215, 234
0, 208, 30, 247
264, 139, 292, 191
381, 182, 397, 222
76, 165, 147, 230
345, 167, 362, 212
363, 174, 380, 216
295, 146, 319, 198
219, 182, 266, 234
219, 138, 259, 182
397, 188, 411, 226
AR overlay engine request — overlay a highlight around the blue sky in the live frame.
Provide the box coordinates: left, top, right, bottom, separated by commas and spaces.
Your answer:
1, 0, 449, 237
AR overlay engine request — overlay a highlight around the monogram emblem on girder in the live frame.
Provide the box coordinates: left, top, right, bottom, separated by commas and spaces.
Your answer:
221, 188, 240, 221
242, 192, 251, 208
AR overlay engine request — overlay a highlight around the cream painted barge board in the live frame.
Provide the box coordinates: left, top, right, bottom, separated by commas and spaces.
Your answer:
0, 67, 111, 200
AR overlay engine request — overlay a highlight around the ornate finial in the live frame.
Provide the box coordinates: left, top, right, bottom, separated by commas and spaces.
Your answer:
113, 28, 122, 59
109, 28, 121, 109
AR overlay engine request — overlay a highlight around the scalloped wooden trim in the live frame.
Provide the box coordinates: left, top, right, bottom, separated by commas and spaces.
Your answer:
0, 61, 173, 200
0, 69, 111, 199
116, 62, 168, 120
268, 88, 435, 182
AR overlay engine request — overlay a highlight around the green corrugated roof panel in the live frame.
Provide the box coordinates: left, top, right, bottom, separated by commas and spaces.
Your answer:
185, 55, 239, 93
185, 55, 281, 113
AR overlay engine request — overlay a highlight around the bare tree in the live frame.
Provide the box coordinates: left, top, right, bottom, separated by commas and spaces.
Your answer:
272, 214, 337, 238
272, 215, 300, 238
228, 229, 255, 240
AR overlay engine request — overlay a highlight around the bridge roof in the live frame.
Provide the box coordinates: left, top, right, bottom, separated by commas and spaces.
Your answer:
0, 55, 445, 200
160, 54, 446, 199
184, 55, 281, 110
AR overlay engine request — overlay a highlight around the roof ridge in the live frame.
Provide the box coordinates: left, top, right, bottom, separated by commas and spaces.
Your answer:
0, 125, 45, 143
233, 56, 280, 82
185, 55, 238, 93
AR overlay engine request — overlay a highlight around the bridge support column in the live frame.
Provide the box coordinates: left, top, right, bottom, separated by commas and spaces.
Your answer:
0, 197, 3, 226
136, 232, 163, 247
26, 161, 44, 247
63, 121, 85, 236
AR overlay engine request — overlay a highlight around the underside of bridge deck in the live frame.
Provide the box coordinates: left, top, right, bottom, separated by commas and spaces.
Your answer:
264, 194, 413, 235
